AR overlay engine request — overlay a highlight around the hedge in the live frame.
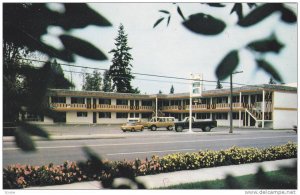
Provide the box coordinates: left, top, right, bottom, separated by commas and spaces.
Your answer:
3, 142, 297, 189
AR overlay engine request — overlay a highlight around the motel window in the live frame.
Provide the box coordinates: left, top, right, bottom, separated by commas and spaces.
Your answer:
77, 112, 88, 117
142, 100, 153, 106
99, 112, 111, 118
116, 112, 128, 118
130, 113, 139, 118
141, 113, 152, 119
233, 112, 240, 119
232, 96, 240, 103
116, 99, 128, 105
216, 97, 228, 104
99, 98, 111, 105
71, 97, 85, 104
214, 113, 228, 120
51, 96, 66, 103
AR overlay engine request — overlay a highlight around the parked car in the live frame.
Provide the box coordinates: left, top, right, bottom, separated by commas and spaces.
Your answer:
174, 117, 217, 132
146, 117, 175, 131
121, 122, 144, 132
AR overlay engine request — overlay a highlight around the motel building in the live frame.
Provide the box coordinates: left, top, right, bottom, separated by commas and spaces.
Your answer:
22, 84, 297, 129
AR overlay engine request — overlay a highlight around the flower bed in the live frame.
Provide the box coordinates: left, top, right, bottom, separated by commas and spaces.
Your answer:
3, 142, 297, 189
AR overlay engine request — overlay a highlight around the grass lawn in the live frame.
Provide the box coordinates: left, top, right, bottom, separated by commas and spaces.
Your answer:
158, 169, 297, 189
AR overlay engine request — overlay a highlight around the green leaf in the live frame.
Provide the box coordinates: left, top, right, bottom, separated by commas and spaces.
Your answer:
238, 3, 283, 27
153, 17, 165, 28
15, 128, 36, 152
59, 35, 107, 61
83, 147, 105, 173
18, 121, 49, 138
205, 3, 225, 7
256, 59, 282, 82
280, 6, 297, 24
183, 13, 226, 35
159, 10, 170, 14
247, 34, 284, 53
231, 3, 243, 21
215, 50, 239, 80
177, 6, 186, 21
167, 16, 171, 26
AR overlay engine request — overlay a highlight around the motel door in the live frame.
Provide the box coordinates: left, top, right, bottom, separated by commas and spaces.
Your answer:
93, 112, 97, 124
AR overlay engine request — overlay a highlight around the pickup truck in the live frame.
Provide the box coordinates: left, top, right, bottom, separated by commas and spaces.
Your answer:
174, 117, 217, 132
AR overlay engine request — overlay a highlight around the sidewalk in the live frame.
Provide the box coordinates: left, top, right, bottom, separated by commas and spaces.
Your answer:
26, 158, 296, 189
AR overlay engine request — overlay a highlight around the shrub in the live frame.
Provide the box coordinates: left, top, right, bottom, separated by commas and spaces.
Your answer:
3, 142, 297, 189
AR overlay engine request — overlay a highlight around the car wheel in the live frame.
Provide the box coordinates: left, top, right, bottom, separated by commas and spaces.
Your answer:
151, 126, 157, 131
176, 126, 183, 132
167, 126, 173, 131
122, 130, 126, 132
203, 126, 211, 132
141, 127, 144, 131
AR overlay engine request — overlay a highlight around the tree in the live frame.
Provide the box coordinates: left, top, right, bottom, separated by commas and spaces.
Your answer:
159, 90, 163, 94
170, 85, 174, 94
108, 24, 138, 93
102, 70, 113, 92
269, 77, 277, 84
3, 3, 112, 151
216, 80, 223, 89
82, 70, 102, 91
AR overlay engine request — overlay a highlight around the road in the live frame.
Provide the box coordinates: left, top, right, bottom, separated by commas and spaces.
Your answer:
3, 126, 297, 167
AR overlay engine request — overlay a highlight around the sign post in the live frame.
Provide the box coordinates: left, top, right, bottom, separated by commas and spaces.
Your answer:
189, 73, 203, 133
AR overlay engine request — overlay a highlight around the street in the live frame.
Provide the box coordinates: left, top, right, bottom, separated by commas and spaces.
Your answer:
3, 126, 297, 167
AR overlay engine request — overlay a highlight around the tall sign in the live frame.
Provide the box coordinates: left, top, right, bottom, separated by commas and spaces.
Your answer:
189, 73, 203, 133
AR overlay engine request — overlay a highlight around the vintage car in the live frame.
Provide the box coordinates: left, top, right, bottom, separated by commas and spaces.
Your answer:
121, 122, 144, 132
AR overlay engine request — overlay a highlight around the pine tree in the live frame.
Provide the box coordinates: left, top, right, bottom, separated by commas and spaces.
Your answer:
109, 24, 138, 93
170, 85, 174, 94
216, 80, 223, 89
82, 70, 102, 91
269, 77, 276, 84
159, 90, 163, 94
102, 70, 113, 92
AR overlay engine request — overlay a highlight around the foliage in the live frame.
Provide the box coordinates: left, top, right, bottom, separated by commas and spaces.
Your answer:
269, 77, 277, 84
102, 70, 113, 92
3, 142, 297, 189
3, 3, 112, 151
159, 90, 163, 94
169, 85, 174, 94
216, 80, 223, 89
82, 70, 102, 91
153, 3, 296, 83
108, 24, 139, 93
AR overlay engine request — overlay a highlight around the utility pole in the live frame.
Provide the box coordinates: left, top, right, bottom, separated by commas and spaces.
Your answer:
229, 71, 243, 133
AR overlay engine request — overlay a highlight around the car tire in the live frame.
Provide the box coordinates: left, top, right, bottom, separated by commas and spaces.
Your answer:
203, 126, 211, 132
131, 128, 135, 132
167, 126, 173, 131
122, 130, 126, 132
141, 127, 144, 131
151, 126, 157, 131
176, 126, 183, 132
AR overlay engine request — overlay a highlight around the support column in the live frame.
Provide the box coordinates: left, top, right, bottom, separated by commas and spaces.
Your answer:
155, 97, 158, 119
262, 90, 265, 128
239, 92, 242, 127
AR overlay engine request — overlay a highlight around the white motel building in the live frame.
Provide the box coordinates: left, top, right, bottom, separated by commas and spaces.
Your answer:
22, 84, 297, 129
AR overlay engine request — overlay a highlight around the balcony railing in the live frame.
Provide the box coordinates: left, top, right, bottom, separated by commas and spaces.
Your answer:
49, 103, 154, 111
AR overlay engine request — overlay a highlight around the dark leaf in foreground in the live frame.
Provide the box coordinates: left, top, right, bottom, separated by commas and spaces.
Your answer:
216, 50, 239, 80
18, 121, 49, 138
183, 13, 226, 35
83, 147, 104, 173
177, 6, 186, 21
153, 17, 164, 28
167, 16, 171, 26
247, 3, 257, 8
256, 59, 282, 82
238, 3, 283, 27
159, 10, 170, 14
60, 35, 107, 60
15, 128, 36, 152
231, 3, 243, 21
225, 175, 242, 189
205, 3, 225, 7
280, 6, 297, 24
247, 34, 284, 53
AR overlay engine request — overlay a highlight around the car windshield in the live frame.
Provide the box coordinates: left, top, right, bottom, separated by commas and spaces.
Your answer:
126, 122, 135, 126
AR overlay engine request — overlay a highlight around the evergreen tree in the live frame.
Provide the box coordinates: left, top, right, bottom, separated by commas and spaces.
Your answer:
82, 70, 102, 91
159, 90, 163, 94
269, 77, 276, 84
108, 24, 137, 93
170, 85, 174, 94
102, 70, 113, 92
216, 80, 223, 89
48, 59, 69, 89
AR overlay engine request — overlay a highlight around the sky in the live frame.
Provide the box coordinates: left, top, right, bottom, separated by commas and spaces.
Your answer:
44, 3, 298, 94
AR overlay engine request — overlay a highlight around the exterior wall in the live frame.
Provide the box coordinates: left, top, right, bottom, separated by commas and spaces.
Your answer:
216, 119, 242, 127
66, 111, 93, 124
273, 92, 297, 129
